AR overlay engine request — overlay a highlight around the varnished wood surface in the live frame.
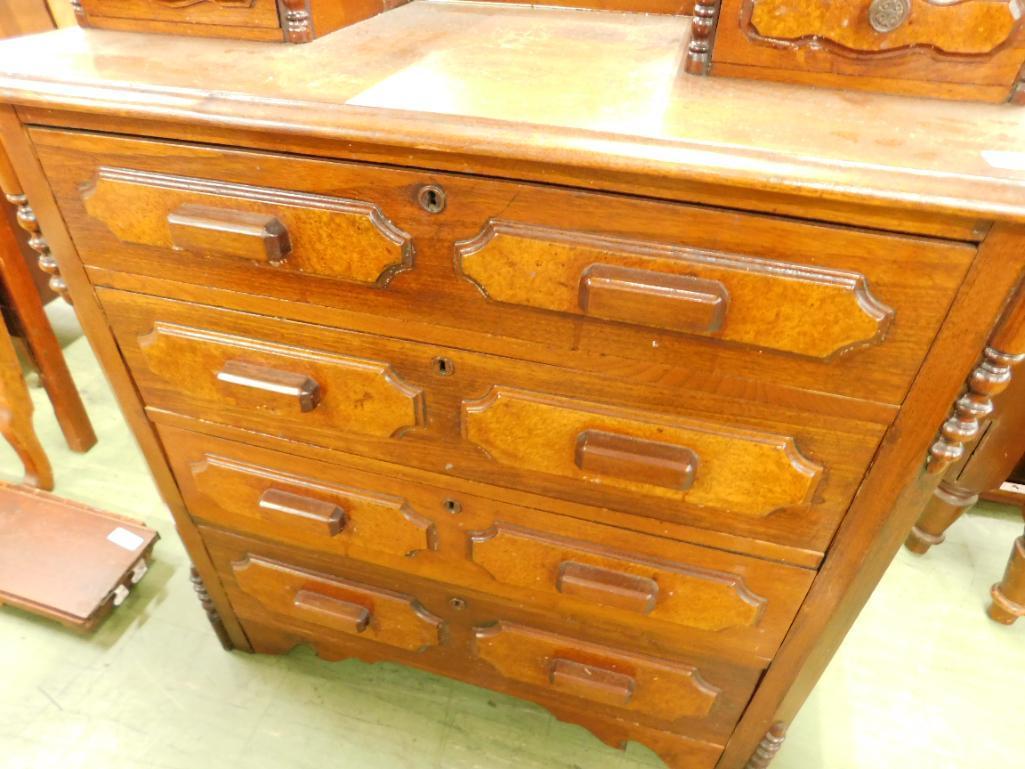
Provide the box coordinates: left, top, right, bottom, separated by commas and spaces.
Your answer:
161, 425, 815, 664
204, 525, 759, 754
0, 4, 1022, 224
34, 128, 976, 407
104, 288, 886, 557
0, 308, 51, 489
712, 0, 1025, 101
0, 484, 158, 630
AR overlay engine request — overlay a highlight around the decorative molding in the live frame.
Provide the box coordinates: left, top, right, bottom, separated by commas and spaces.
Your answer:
137, 321, 425, 438
927, 346, 1025, 475
686, 0, 721, 75
468, 522, 767, 631
742, 0, 1020, 60
82, 167, 413, 286
279, 0, 314, 43
190, 566, 233, 650
4, 193, 72, 304
745, 722, 787, 769
455, 219, 893, 360
462, 386, 823, 518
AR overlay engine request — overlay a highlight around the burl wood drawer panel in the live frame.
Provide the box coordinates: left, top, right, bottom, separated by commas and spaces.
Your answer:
205, 526, 758, 756
33, 128, 976, 405
160, 425, 814, 663
710, 0, 1025, 100
103, 289, 885, 556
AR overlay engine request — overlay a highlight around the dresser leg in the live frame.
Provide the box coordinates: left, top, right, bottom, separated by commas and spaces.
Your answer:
744, 722, 786, 769
190, 566, 234, 650
905, 481, 977, 555
988, 528, 1025, 624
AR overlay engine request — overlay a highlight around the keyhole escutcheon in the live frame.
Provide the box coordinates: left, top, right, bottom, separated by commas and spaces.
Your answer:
418, 184, 447, 214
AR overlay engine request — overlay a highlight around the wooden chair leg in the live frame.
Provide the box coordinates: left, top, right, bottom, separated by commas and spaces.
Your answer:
987, 526, 1025, 625
0, 175, 95, 453
0, 312, 52, 490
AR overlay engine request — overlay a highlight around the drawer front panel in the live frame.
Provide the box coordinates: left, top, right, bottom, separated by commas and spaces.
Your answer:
163, 426, 814, 662
231, 554, 443, 652
473, 622, 723, 723
457, 220, 892, 360
205, 527, 758, 747
36, 128, 975, 405
744, 0, 1023, 57
469, 524, 768, 634
80, 0, 283, 28
110, 290, 883, 555
83, 166, 412, 285
464, 387, 822, 518
136, 316, 424, 440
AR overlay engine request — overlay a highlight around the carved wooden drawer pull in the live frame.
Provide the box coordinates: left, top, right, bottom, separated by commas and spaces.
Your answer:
216, 359, 321, 412
168, 203, 292, 263
579, 264, 729, 334
557, 561, 659, 614
293, 589, 370, 634
548, 658, 635, 706
258, 488, 346, 537
575, 430, 698, 491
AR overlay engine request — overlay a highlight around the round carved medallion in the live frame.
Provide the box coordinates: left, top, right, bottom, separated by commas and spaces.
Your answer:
868, 0, 911, 33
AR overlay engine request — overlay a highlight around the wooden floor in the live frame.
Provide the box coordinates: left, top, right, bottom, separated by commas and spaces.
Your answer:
0, 302, 1021, 769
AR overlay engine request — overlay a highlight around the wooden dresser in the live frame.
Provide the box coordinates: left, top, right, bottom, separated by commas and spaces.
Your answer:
0, 4, 1023, 768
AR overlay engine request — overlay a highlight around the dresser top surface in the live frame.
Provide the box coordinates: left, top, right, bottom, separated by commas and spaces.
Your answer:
0, 1, 1023, 222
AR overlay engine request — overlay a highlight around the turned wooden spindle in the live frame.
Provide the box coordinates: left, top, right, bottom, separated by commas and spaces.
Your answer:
908, 286, 1025, 553
745, 722, 787, 769
190, 566, 234, 650
0, 144, 71, 304
685, 0, 721, 76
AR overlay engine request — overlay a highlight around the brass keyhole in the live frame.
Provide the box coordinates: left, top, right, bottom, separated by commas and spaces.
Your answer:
443, 498, 462, 514
418, 184, 446, 214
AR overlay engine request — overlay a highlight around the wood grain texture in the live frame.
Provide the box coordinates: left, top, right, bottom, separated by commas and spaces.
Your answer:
0, 189, 95, 451
464, 387, 822, 518
474, 621, 721, 721
35, 129, 975, 406
187, 450, 437, 559
135, 317, 424, 437
108, 289, 883, 556
0, 103, 253, 652
747, 0, 1022, 56
162, 425, 815, 664
0, 6, 1021, 224
457, 220, 894, 359
469, 523, 767, 632
0, 311, 51, 489
206, 525, 760, 752
82, 166, 412, 285
713, 0, 1025, 100
232, 554, 444, 651
715, 224, 1025, 769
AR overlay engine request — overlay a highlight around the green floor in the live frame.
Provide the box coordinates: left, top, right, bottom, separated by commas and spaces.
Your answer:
1, 304, 1022, 769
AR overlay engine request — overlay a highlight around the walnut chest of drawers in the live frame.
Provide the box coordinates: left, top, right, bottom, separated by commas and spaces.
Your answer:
0, 4, 1024, 769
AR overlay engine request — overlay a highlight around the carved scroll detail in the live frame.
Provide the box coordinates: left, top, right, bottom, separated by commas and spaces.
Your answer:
5, 193, 71, 304
190, 566, 233, 650
927, 347, 1025, 475
686, 0, 722, 75
745, 722, 787, 769
279, 0, 313, 43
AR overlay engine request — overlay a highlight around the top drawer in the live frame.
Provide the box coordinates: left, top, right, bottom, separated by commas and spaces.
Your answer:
34, 128, 975, 406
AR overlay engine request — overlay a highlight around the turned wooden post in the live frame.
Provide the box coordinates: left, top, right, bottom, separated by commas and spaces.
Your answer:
907, 285, 1025, 553
190, 566, 234, 650
988, 521, 1025, 624
0, 142, 71, 304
